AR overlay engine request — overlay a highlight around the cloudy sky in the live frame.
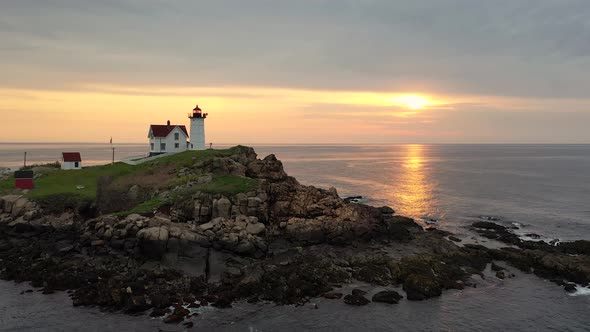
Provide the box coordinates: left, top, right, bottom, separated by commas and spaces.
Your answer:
1, 0, 589, 143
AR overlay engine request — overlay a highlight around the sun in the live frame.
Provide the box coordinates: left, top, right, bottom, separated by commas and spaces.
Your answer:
391, 94, 431, 110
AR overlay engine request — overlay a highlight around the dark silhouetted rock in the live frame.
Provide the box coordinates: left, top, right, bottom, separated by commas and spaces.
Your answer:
343, 294, 370, 306
372, 290, 403, 304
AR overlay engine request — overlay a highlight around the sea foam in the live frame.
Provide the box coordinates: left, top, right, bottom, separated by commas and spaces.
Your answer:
568, 286, 590, 297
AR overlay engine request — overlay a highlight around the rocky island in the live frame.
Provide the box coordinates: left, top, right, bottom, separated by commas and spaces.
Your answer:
1, 146, 589, 325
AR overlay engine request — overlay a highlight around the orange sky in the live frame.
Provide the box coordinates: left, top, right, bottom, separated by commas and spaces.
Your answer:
1, 84, 589, 144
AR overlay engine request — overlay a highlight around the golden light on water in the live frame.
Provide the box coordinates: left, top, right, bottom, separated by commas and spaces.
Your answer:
395, 144, 434, 220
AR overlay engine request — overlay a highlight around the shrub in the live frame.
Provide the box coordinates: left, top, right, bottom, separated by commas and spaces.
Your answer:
34, 193, 94, 215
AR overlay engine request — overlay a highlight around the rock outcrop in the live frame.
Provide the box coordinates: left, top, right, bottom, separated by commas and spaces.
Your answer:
1, 146, 589, 322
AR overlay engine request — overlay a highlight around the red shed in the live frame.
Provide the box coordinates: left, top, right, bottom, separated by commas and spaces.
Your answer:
14, 170, 34, 190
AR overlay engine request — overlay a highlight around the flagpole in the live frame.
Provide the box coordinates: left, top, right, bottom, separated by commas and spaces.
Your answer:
110, 137, 114, 165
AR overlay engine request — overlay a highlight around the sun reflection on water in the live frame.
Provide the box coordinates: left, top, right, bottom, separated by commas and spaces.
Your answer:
394, 144, 436, 221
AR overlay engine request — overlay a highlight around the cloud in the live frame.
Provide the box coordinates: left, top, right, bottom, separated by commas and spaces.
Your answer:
1, 0, 590, 99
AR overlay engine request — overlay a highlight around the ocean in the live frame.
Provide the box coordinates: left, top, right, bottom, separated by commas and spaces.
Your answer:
1, 143, 590, 331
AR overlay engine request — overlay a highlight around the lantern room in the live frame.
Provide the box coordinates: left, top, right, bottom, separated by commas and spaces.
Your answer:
189, 105, 208, 119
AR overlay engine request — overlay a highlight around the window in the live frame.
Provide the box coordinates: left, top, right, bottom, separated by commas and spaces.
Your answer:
150, 143, 154, 150
160, 143, 166, 151
74, 162, 79, 168
174, 133, 179, 141
174, 143, 179, 149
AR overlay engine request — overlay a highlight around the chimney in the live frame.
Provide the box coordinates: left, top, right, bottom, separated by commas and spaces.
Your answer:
167, 120, 170, 128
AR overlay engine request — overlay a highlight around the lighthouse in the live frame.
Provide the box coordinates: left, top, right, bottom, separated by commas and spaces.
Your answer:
188, 105, 208, 150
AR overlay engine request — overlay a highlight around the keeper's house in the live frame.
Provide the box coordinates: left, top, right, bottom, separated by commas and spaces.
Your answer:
61, 152, 82, 170
148, 121, 189, 156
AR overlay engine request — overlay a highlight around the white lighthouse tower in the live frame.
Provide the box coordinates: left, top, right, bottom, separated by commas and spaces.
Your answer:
189, 105, 208, 150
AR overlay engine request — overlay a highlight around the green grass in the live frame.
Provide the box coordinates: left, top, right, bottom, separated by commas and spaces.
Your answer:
0, 177, 14, 195
144, 146, 247, 169
1, 146, 257, 215
25, 147, 248, 200
192, 175, 259, 195
28, 162, 136, 200
115, 197, 165, 216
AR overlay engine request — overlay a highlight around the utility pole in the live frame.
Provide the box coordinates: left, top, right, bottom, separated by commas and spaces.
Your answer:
24, 152, 27, 168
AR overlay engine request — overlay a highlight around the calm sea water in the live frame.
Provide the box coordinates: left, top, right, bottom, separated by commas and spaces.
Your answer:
1, 143, 590, 331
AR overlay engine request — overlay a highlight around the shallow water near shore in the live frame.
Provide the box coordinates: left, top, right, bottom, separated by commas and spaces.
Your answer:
2, 269, 590, 331
1, 143, 590, 330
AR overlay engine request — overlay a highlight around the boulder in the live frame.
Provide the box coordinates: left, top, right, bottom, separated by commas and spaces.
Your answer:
372, 290, 403, 304
235, 240, 255, 255
200, 222, 215, 231
403, 274, 442, 301
55, 241, 75, 254
11, 197, 30, 218
285, 218, 325, 244
1, 195, 22, 214
137, 226, 169, 259
9, 218, 32, 233
379, 206, 395, 215
343, 293, 370, 306
322, 292, 343, 299
215, 197, 232, 219
564, 283, 577, 293
351, 289, 367, 296
246, 222, 266, 235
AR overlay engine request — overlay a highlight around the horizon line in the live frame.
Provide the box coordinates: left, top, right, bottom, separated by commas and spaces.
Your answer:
1, 142, 589, 146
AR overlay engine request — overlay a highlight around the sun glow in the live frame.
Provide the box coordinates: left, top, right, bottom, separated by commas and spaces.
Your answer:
391, 95, 431, 109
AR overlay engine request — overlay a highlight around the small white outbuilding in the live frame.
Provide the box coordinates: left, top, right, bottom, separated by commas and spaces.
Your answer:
61, 152, 82, 170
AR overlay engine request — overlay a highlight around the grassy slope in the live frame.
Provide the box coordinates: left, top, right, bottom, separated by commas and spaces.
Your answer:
1, 146, 258, 213
29, 163, 135, 200
0, 177, 13, 195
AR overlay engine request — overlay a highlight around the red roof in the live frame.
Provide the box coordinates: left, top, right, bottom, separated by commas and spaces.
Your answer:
62, 152, 82, 162
149, 125, 189, 138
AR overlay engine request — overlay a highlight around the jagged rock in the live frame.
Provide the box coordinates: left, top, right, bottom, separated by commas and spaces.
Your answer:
246, 154, 288, 181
